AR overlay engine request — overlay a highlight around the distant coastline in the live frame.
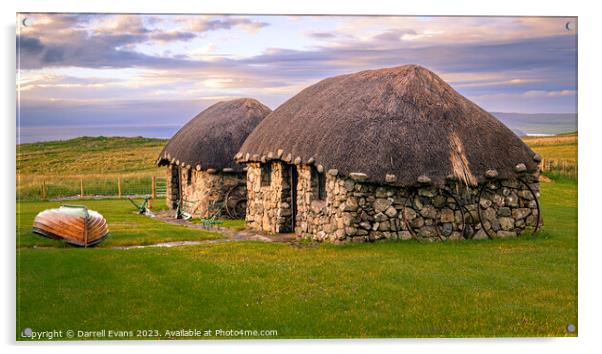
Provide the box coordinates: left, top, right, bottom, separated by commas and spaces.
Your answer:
525, 133, 556, 137
16, 112, 577, 144
17, 124, 180, 144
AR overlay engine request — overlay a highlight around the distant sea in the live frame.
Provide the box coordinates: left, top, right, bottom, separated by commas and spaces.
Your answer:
492, 112, 577, 137
16, 112, 578, 144
17, 125, 181, 144
524, 133, 556, 137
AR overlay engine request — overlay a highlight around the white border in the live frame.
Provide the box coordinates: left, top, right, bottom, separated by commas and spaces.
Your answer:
3, 1, 600, 353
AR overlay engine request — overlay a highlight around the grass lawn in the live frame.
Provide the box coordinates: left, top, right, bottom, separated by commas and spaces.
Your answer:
16, 178, 577, 339
17, 199, 222, 248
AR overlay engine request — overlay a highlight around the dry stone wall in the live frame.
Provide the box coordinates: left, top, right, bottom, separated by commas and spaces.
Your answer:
245, 162, 542, 243
245, 162, 294, 232
164, 165, 245, 218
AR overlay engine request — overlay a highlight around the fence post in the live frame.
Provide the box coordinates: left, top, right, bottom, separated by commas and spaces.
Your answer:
42, 180, 47, 200
80, 177, 84, 199
150, 176, 156, 209
152, 176, 156, 199
540, 158, 545, 172
118, 177, 122, 199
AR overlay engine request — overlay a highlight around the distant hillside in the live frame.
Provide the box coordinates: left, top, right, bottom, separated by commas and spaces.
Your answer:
17, 136, 167, 176
492, 112, 577, 136
17, 134, 576, 179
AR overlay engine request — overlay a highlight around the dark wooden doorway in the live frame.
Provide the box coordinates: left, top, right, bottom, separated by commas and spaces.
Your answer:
289, 165, 298, 232
171, 165, 181, 209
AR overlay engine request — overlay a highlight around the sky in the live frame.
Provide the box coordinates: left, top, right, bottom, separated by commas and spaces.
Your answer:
16, 14, 577, 143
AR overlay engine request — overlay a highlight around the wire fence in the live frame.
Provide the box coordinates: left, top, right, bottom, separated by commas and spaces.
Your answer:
16, 158, 575, 201
17, 175, 167, 201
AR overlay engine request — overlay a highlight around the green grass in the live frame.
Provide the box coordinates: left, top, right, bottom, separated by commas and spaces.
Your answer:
17, 174, 166, 201
16, 179, 577, 339
220, 219, 246, 231
17, 199, 222, 248
17, 136, 167, 201
17, 136, 167, 175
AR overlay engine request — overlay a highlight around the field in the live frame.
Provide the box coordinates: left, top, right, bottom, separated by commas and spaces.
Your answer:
17, 136, 166, 175
522, 132, 578, 162
17, 136, 167, 200
15, 134, 578, 339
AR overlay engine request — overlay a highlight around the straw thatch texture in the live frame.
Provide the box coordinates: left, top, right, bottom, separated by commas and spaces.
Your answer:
158, 98, 271, 171
238, 65, 538, 186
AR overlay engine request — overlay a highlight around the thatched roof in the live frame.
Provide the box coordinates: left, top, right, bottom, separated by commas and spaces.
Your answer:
237, 65, 539, 186
158, 98, 271, 172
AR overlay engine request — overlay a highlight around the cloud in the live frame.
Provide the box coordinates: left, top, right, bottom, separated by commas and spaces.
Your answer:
307, 32, 336, 39
470, 90, 576, 113
372, 29, 418, 42
17, 14, 577, 141
17, 36, 44, 55
149, 31, 197, 42
523, 90, 576, 97
327, 16, 576, 47
18, 31, 577, 112
178, 16, 269, 33
17, 14, 270, 69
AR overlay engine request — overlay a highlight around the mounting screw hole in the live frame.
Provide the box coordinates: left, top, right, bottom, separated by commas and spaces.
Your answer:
565, 21, 576, 31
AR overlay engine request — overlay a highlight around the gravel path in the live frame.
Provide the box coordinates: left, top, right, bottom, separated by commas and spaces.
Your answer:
26, 211, 298, 249
110, 211, 298, 249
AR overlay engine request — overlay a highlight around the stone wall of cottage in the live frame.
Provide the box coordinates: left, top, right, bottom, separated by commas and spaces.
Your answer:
164, 165, 245, 218
245, 162, 542, 242
302, 172, 540, 242
245, 162, 295, 232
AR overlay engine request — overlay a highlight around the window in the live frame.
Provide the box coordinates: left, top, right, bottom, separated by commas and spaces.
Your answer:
261, 163, 272, 187
311, 167, 326, 200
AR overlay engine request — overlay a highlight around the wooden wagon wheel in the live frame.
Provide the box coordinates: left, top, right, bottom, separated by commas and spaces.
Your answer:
518, 179, 541, 234
453, 186, 478, 239
476, 179, 541, 240
442, 190, 466, 239
225, 183, 247, 219
401, 189, 466, 242
476, 183, 497, 240
401, 191, 421, 242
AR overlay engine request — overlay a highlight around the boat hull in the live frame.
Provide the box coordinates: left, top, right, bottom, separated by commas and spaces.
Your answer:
32, 205, 109, 247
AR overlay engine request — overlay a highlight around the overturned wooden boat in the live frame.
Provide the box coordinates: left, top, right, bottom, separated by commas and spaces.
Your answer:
32, 205, 109, 247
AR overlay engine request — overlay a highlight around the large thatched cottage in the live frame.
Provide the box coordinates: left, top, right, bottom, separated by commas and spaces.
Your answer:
157, 98, 271, 218
235, 65, 542, 242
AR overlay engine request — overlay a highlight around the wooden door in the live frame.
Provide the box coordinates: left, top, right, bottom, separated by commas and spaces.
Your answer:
290, 165, 298, 231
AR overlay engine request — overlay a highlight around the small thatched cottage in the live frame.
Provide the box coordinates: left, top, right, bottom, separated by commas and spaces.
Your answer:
235, 65, 542, 242
157, 98, 271, 218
